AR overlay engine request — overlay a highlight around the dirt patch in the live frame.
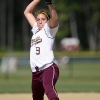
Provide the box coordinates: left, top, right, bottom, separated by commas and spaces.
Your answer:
0, 93, 100, 100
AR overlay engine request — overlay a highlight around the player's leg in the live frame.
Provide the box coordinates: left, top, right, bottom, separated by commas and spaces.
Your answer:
32, 72, 44, 100
42, 63, 59, 100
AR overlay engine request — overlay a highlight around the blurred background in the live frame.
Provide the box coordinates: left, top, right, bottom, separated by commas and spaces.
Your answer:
0, 0, 100, 93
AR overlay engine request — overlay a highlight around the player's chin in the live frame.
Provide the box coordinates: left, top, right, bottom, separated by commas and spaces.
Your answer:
39, 26, 44, 30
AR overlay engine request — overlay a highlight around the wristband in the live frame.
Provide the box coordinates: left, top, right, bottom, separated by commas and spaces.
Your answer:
45, 0, 52, 5
46, 1, 52, 5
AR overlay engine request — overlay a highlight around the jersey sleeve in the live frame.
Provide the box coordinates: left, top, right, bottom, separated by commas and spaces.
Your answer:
50, 23, 59, 37
31, 22, 38, 34
44, 22, 59, 38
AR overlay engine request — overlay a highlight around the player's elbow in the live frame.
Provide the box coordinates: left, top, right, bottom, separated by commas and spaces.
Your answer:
24, 9, 30, 16
24, 10, 28, 16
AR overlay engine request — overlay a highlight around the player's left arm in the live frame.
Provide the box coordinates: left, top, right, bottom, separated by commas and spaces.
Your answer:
46, 1, 58, 28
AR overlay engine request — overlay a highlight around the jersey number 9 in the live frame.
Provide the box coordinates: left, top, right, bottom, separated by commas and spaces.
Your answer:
36, 47, 40, 55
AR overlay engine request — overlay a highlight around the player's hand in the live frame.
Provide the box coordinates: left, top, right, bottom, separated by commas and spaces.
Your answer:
45, 0, 52, 5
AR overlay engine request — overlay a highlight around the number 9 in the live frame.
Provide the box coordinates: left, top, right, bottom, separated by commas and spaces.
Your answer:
36, 47, 40, 55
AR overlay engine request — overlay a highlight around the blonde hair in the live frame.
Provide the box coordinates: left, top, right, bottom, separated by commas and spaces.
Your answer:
35, 9, 50, 20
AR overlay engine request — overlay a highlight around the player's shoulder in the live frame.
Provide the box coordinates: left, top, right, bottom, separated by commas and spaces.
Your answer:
44, 22, 59, 30
31, 22, 38, 33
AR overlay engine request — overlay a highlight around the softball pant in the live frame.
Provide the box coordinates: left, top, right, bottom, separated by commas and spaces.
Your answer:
31, 63, 59, 100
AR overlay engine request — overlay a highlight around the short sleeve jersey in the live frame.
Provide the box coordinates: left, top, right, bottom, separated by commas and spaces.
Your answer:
30, 22, 59, 70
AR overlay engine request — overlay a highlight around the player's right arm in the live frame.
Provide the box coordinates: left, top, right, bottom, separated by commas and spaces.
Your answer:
24, 0, 40, 27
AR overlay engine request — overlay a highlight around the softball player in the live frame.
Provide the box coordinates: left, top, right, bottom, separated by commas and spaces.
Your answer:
24, 0, 59, 100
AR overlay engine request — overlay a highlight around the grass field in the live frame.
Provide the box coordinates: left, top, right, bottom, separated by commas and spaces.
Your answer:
0, 61, 100, 93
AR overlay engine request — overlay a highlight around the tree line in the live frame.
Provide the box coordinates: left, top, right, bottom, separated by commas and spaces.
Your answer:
0, 0, 100, 52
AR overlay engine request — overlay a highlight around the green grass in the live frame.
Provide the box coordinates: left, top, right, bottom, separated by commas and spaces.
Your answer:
0, 62, 100, 93
56, 62, 100, 92
0, 67, 32, 93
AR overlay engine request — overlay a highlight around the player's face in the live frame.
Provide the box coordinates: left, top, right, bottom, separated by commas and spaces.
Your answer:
36, 14, 48, 30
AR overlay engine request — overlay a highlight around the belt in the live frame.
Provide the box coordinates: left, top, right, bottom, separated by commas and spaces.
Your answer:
35, 67, 39, 72
32, 62, 53, 72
